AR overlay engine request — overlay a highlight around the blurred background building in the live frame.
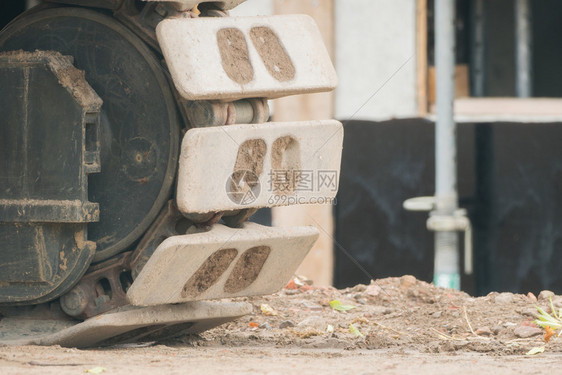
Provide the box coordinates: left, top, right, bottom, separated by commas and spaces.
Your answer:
234, 0, 562, 296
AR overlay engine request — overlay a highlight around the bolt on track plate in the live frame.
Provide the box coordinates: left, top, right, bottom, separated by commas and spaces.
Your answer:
0, 301, 251, 348
157, 15, 337, 101
176, 120, 343, 215
127, 223, 319, 306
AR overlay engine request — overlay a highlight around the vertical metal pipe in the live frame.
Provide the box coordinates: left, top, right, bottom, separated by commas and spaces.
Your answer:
471, 0, 486, 97
435, 0, 456, 207
434, 0, 460, 289
515, 0, 532, 97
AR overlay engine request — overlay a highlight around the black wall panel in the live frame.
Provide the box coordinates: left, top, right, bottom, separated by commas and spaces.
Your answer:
335, 119, 562, 295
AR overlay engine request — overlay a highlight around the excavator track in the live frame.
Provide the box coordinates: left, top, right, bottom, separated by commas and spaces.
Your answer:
0, 0, 342, 347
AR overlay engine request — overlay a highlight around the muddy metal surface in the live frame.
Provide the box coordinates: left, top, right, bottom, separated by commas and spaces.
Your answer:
1, 276, 561, 374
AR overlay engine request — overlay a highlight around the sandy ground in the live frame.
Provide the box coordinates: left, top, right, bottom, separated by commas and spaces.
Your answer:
1, 345, 561, 375
1, 276, 561, 374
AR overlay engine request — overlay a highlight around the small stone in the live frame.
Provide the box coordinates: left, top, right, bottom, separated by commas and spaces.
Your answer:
538, 290, 555, 301
279, 320, 295, 329
299, 285, 314, 292
430, 311, 442, 318
491, 325, 503, 335
370, 306, 393, 315
400, 275, 417, 289
475, 326, 492, 336
298, 316, 327, 331
494, 293, 514, 304
284, 289, 301, 295
527, 292, 537, 302
350, 284, 367, 293
285, 279, 298, 290
357, 298, 368, 305
365, 284, 382, 297
513, 325, 542, 338
452, 341, 470, 349
517, 308, 538, 318
301, 301, 323, 311
407, 289, 420, 298
441, 340, 457, 352
294, 275, 313, 286
259, 322, 271, 330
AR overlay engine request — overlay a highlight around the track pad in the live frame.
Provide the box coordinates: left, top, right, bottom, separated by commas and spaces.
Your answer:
0, 301, 251, 348
127, 223, 318, 306
157, 15, 337, 101
176, 120, 343, 215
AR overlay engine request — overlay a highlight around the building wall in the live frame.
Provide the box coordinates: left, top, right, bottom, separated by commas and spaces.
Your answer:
334, 0, 418, 120
233, 0, 420, 121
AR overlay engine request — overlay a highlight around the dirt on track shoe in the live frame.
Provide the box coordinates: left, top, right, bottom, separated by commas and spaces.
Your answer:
0, 301, 251, 348
127, 223, 319, 306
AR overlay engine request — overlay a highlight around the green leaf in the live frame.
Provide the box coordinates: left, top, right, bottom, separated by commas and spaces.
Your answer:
85, 367, 106, 374
550, 297, 560, 320
534, 304, 562, 330
329, 300, 356, 312
526, 346, 545, 356
535, 320, 562, 330
350, 323, 364, 337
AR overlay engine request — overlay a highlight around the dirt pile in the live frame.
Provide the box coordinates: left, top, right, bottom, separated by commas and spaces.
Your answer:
176, 275, 562, 355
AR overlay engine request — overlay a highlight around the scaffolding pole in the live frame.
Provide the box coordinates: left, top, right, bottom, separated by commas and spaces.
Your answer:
433, 0, 460, 290
515, 0, 532, 97
404, 0, 472, 290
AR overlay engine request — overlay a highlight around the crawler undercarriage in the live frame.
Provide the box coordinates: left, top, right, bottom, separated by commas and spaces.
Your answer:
0, 0, 342, 347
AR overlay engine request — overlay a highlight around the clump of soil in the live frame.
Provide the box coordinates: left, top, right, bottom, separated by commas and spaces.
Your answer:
224, 246, 270, 293
217, 28, 254, 84
182, 248, 238, 298
249, 26, 296, 82
173, 276, 562, 355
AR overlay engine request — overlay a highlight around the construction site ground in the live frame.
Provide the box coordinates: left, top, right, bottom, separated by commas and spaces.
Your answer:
1, 275, 561, 374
